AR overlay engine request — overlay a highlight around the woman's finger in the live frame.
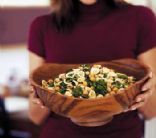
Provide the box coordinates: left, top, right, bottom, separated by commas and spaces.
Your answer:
29, 85, 39, 98
130, 101, 145, 111
123, 108, 130, 113
141, 78, 153, 92
149, 71, 153, 78
32, 98, 42, 104
136, 90, 153, 102
141, 71, 153, 91
29, 85, 35, 93
41, 105, 46, 109
31, 98, 46, 109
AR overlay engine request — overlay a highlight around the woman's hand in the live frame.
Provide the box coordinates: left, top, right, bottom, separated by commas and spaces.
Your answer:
29, 86, 50, 125
29, 86, 47, 109
128, 71, 155, 111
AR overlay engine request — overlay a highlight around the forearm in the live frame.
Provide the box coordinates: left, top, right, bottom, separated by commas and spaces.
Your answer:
138, 48, 156, 119
28, 52, 49, 125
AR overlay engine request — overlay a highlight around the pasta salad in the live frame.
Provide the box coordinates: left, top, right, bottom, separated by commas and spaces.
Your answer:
42, 64, 135, 99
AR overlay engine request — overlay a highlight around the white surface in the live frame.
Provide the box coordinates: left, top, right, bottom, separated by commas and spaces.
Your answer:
4, 97, 29, 113
0, 45, 29, 85
126, 0, 148, 5
0, 0, 50, 7
145, 119, 156, 138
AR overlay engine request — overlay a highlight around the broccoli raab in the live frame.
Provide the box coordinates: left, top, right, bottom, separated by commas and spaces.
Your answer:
93, 80, 107, 95
72, 86, 83, 97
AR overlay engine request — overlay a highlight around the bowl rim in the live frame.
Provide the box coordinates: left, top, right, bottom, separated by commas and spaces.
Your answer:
30, 58, 151, 102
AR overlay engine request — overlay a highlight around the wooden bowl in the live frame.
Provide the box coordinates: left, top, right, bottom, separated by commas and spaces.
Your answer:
30, 59, 150, 127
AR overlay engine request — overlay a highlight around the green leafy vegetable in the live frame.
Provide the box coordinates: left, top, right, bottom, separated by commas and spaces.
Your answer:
93, 80, 107, 95
81, 64, 91, 71
48, 82, 54, 87
72, 86, 83, 97
117, 73, 128, 79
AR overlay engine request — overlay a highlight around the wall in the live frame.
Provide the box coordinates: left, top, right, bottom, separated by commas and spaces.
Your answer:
0, 7, 49, 45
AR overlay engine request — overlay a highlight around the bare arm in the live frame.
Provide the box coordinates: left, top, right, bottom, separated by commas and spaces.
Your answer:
137, 48, 156, 119
29, 52, 50, 125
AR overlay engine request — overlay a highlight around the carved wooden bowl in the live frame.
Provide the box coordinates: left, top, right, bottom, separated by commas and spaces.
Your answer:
30, 59, 150, 127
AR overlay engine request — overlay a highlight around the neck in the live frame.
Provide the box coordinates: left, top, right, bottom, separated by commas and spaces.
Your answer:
79, 0, 97, 5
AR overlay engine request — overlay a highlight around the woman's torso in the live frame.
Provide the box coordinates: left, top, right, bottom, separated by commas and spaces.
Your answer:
43, 5, 139, 63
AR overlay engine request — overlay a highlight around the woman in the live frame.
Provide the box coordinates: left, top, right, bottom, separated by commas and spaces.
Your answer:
28, 0, 156, 138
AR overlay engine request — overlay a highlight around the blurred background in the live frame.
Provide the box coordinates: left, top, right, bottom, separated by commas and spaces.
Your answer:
0, 0, 156, 138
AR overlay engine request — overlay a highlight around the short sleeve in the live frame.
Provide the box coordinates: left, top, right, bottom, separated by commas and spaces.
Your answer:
136, 6, 156, 55
28, 16, 47, 58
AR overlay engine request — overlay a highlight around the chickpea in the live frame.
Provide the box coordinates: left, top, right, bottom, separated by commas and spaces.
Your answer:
97, 94, 104, 98
113, 87, 118, 92
90, 77, 96, 82
65, 91, 72, 97
107, 87, 111, 92
83, 90, 89, 95
91, 86, 94, 90
83, 81, 87, 86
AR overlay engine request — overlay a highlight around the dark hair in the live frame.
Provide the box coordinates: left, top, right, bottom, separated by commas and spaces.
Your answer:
51, 0, 125, 32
